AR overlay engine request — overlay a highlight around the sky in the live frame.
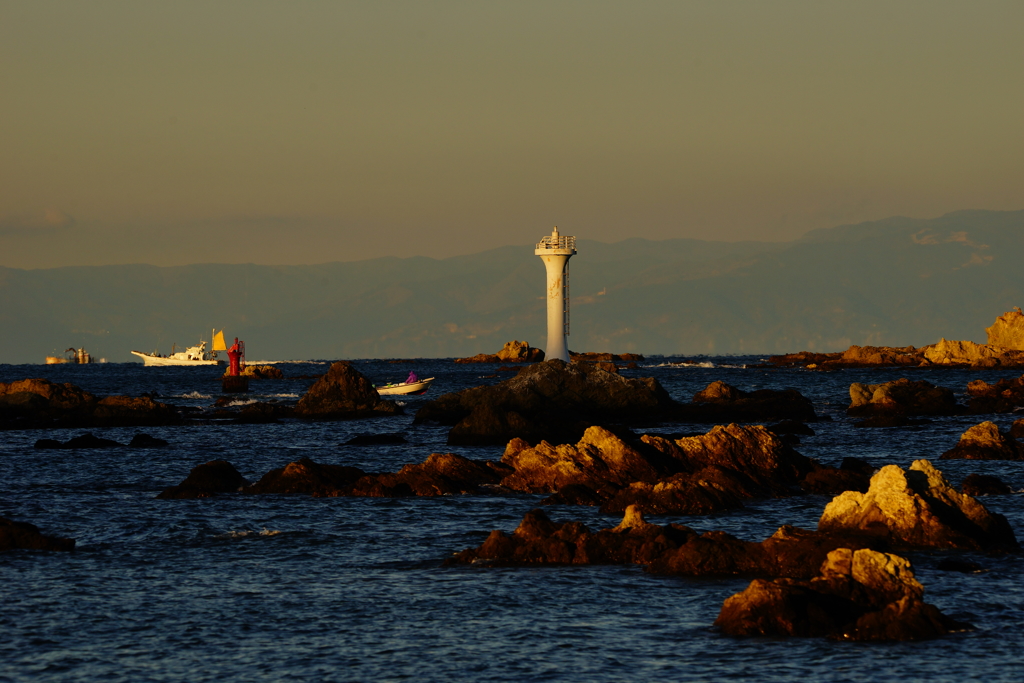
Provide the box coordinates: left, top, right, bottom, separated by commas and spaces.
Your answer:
1, 0, 1021, 268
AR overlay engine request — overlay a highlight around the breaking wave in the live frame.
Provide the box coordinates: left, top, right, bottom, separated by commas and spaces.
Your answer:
177, 391, 212, 399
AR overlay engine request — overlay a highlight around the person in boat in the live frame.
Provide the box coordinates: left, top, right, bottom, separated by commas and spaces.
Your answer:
406, 371, 418, 384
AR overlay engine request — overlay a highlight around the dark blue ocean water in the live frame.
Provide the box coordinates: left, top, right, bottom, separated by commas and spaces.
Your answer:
1, 358, 1022, 682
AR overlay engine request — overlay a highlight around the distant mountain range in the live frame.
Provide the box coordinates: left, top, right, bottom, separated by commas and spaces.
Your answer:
2, 209, 1023, 364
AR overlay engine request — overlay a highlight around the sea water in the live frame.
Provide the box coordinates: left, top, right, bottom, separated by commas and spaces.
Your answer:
1, 358, 1022, 682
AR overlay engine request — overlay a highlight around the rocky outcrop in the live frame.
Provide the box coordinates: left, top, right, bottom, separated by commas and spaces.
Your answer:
714, 548, 968, 641
455, 340, 545, 364
0, 378, 184, 429
240, 364, 285, 379
965, 376, 1024, 413
766, 346, 924, 369
157, 460, 250, 499
294, 362, 401, 419
799, 457, 873, 495
414, 359, 674, 446
0, 517, 75, 551
497, 423, 826, 515
237, 453, 509, 499
941, 421, 1024, 460
92, 396, 178, 424
675, 381, 819, 423
447, 506, 885, 578
570, 352, 644, 362
961, 473, 1013, 496
986, 308, 1024, 349
922, 338, 1024, 368
848, 378, 960, 418
818, 460, 1017, 551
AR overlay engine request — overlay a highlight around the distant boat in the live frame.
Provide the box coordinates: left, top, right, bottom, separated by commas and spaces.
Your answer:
131, 330, 227, 367
46, 347, 92, 364
375, 377, 434, 396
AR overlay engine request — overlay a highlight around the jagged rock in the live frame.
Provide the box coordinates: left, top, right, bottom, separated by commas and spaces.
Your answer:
848, 378, 960, 417
986, 308, 1024, 350
352, 452, 508, 497
941, 421, 1024, 460
157, 460, 250, 499
415, 359, 674, 446
677, 381, 818, 423
455, 341, 544, 364
294, 362, 401, 419
922, 338, 1024, 368
240, 364, 285, 379
446, 506, 699, 567
715, 548, 968, 641
0, 517, 75, 552
961, 474, 1013, 496
965, 376, 1024, 414
448, 507, 884, 579
499, 426, 676, 495
1011, 418, 1024, 439
818, 460, 1018, 551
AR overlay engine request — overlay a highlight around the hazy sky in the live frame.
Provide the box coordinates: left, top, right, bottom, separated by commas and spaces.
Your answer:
1, 0, 1021, 268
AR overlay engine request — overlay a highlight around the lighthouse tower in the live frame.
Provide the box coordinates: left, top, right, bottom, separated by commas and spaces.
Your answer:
535, 226, 576, 362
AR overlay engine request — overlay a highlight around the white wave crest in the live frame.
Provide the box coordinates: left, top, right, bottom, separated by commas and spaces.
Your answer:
226, 399, 259, 407
177, 391, 212, 399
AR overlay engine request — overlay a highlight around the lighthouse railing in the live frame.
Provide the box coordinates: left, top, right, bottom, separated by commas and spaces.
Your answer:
536, 235, 576, 251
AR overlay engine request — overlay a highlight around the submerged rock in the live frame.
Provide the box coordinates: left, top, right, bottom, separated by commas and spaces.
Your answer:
818, 460, 1018, 551
415, 359, 673, 446
941, 421, 1024, 460
0, 517, 75, 552
157, 460, 250, 499
294, 362, 401, 419
344, 432, 408, 446
714, 548, 969, 641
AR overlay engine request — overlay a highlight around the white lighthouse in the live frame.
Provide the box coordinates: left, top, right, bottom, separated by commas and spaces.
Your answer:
535, 226, 576, 362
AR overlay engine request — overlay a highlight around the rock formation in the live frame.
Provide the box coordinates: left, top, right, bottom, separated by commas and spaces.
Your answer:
922, 338, 1024, 368
675, 381, 819, 423
964, 376, 1024, 413
455, 340, 545, 363
940, 421, 1024, 460
0, 517, 75, 551
447, 506, 885, 578
414, 359, 674, 446
766, 346, 924, 369
0, 378, 183, 429
714, 548, 969, 641
986, 308, 1024, 349
161, 453, 512, 499
848, 378, 960, 418
818, 460, 1017, 551
294, 361, 401, 419
157, 460, 250, 499
240, 364, 285, 379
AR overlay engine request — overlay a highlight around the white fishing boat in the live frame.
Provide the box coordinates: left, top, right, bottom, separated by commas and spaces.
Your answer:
375, 377, 434, 396
131, 330, 227, 367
